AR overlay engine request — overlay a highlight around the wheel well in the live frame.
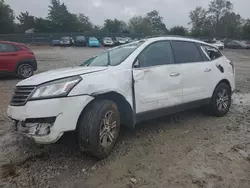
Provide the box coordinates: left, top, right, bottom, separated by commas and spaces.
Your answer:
78, 92, 135, 129
16, 61, 36, 72
217, 79, 231, 92
213, 79, 232, 98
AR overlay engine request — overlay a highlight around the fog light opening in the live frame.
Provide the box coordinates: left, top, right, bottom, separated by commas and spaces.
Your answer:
26, 123, 52, 136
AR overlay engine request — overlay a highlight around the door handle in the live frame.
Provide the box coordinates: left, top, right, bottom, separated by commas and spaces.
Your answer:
204, 68, 211, 72
170, 72, 180, 77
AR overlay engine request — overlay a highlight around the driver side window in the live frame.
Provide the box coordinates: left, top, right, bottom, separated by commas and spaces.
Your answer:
137, 41, 174, 68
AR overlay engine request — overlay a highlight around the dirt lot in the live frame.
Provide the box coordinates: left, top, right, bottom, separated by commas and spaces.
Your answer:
1, 47, 250, 188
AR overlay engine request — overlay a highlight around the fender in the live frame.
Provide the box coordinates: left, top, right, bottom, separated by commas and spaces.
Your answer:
91, 90, 136, 129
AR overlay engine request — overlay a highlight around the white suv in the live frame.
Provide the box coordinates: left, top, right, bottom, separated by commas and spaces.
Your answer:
7, 37, 235, 159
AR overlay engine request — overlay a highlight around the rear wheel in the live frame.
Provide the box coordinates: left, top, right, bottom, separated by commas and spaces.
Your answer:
17, 63, 34, 79
77, 100, 120, 159
207, 83, 231, 117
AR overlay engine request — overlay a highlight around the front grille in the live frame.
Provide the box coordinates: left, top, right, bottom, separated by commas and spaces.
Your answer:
10, 86, 36, 106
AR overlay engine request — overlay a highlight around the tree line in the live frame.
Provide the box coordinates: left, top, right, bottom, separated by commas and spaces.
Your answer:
0, 0, 250, 39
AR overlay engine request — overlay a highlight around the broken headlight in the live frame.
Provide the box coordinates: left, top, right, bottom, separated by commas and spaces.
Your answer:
29, 76, 82, 100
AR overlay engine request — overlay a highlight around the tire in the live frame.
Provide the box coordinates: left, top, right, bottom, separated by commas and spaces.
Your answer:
77, 100, 120, 159
207, 82, 231, 117
17, 63, 34, 79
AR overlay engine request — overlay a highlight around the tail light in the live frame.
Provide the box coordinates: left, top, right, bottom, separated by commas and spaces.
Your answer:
229, 61, 234, 74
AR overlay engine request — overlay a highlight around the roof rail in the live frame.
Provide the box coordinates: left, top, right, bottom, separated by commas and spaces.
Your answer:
145, 35, 205, 41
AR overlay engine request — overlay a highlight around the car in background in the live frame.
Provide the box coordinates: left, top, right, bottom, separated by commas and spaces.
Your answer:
60, 37, 73, 46
114, 37, 126, 46
130, 38, 139, 43
88, 37, 100, 47
212, 41, 225, 50
242, 41, 250, 49
125, 37, 132, 43
0, 41, 37, 79
51, 39, 61, 46
204, 40, 224, 50
226, 40, 249, 49
75, 36, 87, 46
102, 37, 114, 47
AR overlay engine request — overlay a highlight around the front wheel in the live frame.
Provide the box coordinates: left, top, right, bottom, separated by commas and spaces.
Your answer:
207, 83, 231, 117
77, 100, 120, 159
17, 63, 34, 79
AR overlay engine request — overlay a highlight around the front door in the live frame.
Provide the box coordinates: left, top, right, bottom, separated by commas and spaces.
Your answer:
0, 43, 19, 72
133, 40, 183, 114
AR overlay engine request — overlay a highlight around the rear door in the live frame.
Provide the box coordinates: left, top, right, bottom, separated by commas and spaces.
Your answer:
0, 43, 20, 72
198, 44, 226, 97
133, 40, 183, 114
170, 41, 212, 103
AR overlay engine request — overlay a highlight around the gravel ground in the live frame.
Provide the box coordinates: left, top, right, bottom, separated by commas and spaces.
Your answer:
1, 47, 250, 188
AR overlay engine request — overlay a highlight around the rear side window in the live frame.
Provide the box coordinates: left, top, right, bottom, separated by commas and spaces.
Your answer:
171, 41, 203, 63
138, 41, 174, 67
0, 43, 20, 53
200, 44, 222, 60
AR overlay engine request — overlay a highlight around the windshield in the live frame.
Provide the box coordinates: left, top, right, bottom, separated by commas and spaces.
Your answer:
116, 37, 125, 41
81, 41, 144, 67
61, 37, 70, 40
89, 37, 97, 40
104, 37, 112, 40
76, 36, 85, 40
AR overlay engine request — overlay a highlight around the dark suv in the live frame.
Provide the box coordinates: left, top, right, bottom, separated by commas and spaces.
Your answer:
75, 36, 87, 46
0, 41, 37, 78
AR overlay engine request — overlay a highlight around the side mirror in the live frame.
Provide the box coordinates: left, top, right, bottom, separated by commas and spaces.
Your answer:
133, 59, 140, 68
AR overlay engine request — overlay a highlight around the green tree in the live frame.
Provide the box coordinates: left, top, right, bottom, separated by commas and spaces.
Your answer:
218, 12, 242, 38
242, 19, 250, 39
169, 26, 188, 36
34, 18, 52, 32
48, 0, 79, 32
146, 10, 167, 34
189, 0, 239, 38
0, 0, 15, 34
128, 16, 152, 35
103, 19, 128, 33
189, 7, 212, 37
17, 11, 36, 32
78, 13, 93, 32
208, 0, 233, 36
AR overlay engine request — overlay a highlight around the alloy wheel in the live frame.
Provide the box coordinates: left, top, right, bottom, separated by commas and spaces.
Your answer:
19, 64, 33, 78
216, 88, 229, 111
100, 110, 118, 149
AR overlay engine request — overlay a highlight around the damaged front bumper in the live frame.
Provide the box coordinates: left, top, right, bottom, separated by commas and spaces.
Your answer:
13, 120, 63, 144
7, 95, 94, 144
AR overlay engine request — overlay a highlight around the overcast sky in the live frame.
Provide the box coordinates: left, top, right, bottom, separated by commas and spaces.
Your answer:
6, 0, 250, 28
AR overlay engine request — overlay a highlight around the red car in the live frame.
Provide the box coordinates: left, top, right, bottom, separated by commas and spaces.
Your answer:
0, 41, 37, 79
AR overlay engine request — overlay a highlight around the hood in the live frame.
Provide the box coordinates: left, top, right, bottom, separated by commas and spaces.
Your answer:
61, 39, 70, 42
104, 40, 113, 43
17, 66, 107, 86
